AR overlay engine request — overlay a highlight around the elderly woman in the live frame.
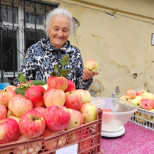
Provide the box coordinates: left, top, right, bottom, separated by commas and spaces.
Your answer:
14, 7, 98, 89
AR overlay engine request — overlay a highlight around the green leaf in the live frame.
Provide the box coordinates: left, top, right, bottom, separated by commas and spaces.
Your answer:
17, 73, 27, 83
59, 69, 71, 77
50, 71, 57, 76
32, 80, 47, 85
15, 85, 29, 96
54, 64, 59, 73
61, 54, 69, 69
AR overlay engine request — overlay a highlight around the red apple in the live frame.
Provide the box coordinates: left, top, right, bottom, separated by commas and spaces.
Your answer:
45, 105, 70, 131
76, 89, 91, 104
19, 110, 46, 139
126, 89, 136, 99
65, 80, 76, 92
0, 104, 7, 120
80, 103, 97, 123
7, 115, 20, 124
43, 89, 65, 107
5, 85, 16, 91
84, 59, 99, 72
33, 106, 46, 118
0, 87, 16, 107
64, 91, 82, 111
13, 135, 42, 154
66, 108, 83, 130
47, 76, 68, 91
136, 89, 146, 96
102, 108, 113, 122
25, 85, 45, 107
0, 118, 19, 144
139, 99, 154, 110
42, 128, 67, 151
8, 94, 33, 117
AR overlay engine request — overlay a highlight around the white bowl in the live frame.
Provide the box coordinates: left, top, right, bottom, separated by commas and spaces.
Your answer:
91, 97, 138, 132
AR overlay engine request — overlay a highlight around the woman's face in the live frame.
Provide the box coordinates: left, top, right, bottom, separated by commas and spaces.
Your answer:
48, 16, 70, 49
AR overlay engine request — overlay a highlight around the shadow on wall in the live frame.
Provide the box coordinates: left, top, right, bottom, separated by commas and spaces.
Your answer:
89, 79, 104, 97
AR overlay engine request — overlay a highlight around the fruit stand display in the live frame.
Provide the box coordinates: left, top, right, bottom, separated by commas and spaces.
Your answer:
0, 56, 103, 153
0, 109, 103, 154
120, 89, 154, 130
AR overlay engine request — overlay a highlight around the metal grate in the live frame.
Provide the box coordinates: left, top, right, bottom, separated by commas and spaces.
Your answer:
0, 0, 58, 83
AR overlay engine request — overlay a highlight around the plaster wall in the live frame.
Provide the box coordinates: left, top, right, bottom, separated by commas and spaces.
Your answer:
47, 0, 154, 97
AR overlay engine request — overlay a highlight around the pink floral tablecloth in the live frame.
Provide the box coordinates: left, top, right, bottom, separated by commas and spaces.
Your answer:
101, 121, 154, 154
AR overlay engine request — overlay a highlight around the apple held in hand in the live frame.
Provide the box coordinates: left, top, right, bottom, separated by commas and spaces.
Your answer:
25, 85, 45, 107
45, 105, 70, 131
139, 99, 154, 110
66, 108, 83, 130
47, 76, 68, 91
65, 79, 76, 92
0, 118, 19, 144
84, 59, 98, 72
64, 91, 82, 111
80, 103, 97, 123
8, 94, 33, 117
19, 110, 46, 139
43, 89, 65, 107
0, 104, 7, 120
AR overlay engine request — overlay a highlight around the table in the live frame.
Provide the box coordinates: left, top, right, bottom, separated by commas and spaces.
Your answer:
101, 121, 154, 154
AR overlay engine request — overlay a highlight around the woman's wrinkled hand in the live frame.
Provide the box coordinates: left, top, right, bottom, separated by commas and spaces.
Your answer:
82, 69, 99, 81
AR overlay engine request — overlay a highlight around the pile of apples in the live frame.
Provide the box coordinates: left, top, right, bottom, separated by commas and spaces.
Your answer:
120, 89, 154, 111
0, 75, 98, 153
120, 89, 154, 123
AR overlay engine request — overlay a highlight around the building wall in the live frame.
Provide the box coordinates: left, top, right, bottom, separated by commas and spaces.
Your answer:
47, 0, 154, 97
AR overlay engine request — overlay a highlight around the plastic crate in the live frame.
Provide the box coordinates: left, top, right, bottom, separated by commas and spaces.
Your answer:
130, 108, 154, 131
0, 109, 103, 154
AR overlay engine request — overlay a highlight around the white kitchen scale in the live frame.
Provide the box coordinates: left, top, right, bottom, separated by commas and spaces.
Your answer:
101, 126, 125, 138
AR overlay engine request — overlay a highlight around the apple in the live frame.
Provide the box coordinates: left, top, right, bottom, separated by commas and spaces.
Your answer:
43, 89, 65, 107
80, 103, 97, 123
139, 99, 154, 110
25, 85, 45, 107
126, 89, 136, 99
0, 86, 16, 107
136, 89, 146, 96
42, 128, 67, 151
47, 76, 68, 91
131, 95, 142, 106
141, 92, 154, 100
45, 105, 70, 131
33, 106, 46, 118
13, 135, 42, 154
19, 110, 46, 139
0, 118, 19, 144
84, 59, 98, 72
76, 89, 91, 104
8, 94, 33, 117
7, 115, 20, 124
102, 108, 113, 122
0, 104, 7, 120
66, 108, 83, 130
5, 85, 16, 91
64, 91, 82, 111
64, 80, 76, 92
120, 95, 131, 101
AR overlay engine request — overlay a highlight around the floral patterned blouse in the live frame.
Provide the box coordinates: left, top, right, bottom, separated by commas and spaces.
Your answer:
13, 37, 93, 90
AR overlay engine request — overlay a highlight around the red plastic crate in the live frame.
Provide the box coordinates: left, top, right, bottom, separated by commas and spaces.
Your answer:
0, 109, 103, 154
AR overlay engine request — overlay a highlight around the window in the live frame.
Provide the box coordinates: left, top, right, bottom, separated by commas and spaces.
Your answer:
0, 0, 58, 83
